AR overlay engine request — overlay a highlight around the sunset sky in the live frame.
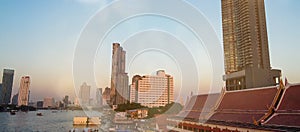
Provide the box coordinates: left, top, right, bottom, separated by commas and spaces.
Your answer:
0, 0, 299, 102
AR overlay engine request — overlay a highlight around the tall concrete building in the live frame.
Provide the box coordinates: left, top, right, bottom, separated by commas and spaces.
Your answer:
110, 43, 129, 105
18, 76, 30, 106
63, 95, 69, 107
0, 69, 14, 104
130, 70, 174, 108
79, 82, 91, 106
102, 87, 111, 105
96, 88, 103, 106
221, 0, 281, 91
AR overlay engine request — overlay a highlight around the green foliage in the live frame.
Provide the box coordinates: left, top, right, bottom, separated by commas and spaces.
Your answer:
146, 102, 183, 118
114, 102, 183, 118
115, 103, 145, 112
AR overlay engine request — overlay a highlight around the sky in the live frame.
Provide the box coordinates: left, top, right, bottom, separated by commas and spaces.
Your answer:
0, 0, 299, 102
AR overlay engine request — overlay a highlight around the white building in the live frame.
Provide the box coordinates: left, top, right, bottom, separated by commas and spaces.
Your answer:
18, 76, 30, 106
79, 82, 91, 106
130, 70, 174, 108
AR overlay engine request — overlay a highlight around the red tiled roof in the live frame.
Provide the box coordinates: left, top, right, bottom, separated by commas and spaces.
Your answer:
217, 87, 278, 111
209, 112, 264, 124
266, 84, 300, 127
267, 114, 300, 127
277, 84, 300, 111
177, 93, 220, 120
210, 86, 279, 124
184, 93, 220, 112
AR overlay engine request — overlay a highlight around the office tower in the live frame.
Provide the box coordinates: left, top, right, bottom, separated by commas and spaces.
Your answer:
102, 87, 111, 105
11, 93, 18, 105
110, 43, 129, 105
43, 97, 55, 108
79, 82, 91, 106
0, 69, 14, 104
18, 76, 30, 106
130, 70, 174, 108
96, 88, 103, 106
221, 0, 281, 91
63, 95, 69, 107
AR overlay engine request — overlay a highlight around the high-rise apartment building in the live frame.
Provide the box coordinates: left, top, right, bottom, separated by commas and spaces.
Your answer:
18, 76, 30, 106
0, 69, 14, 104
130, 70, 174, 108
102, 87, 111, 105
79, 82, 91, 106
222, 0, 281, 90
110, 43, 129, 105
96, 88, 103, 106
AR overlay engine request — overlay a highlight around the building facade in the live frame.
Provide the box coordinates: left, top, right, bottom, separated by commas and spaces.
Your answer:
222, 0, 281, 90
18, 76, 30, 106
102, 87, 111, 105
63, 95, 69, 107
96, 88, 103, 106
36, 101, 43, 109
110, 43, 129, 105
130, 70, 174, 108
43, 97, 55, 108
0, 69, 14, 104
79, 82, 91, 106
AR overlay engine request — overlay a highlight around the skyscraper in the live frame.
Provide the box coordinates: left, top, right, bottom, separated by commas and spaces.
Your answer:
102, 87, 111, 105
63, 95, 69, 107
18, 76, 30, 106
79, 82, 90, 106
130, 70, 174, 108
96, 88, 103, 106
0, 69, 14, 104
221, 0, 281, 90
110, 43, 129, 105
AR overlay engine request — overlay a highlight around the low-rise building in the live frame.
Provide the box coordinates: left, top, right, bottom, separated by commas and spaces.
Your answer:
126, 108, 148, 119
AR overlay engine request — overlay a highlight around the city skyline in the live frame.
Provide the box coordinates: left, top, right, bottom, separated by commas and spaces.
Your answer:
0, 1, 299, 101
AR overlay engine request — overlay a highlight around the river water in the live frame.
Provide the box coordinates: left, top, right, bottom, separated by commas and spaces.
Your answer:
0, 110, 113, 132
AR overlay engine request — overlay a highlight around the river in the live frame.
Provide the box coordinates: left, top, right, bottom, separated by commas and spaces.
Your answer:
0, 110, 114, 132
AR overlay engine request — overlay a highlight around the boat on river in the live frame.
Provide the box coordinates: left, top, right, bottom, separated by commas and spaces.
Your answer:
36, 112, 43, 116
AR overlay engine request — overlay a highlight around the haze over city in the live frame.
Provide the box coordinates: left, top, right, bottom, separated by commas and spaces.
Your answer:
0, 0, 299, 102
